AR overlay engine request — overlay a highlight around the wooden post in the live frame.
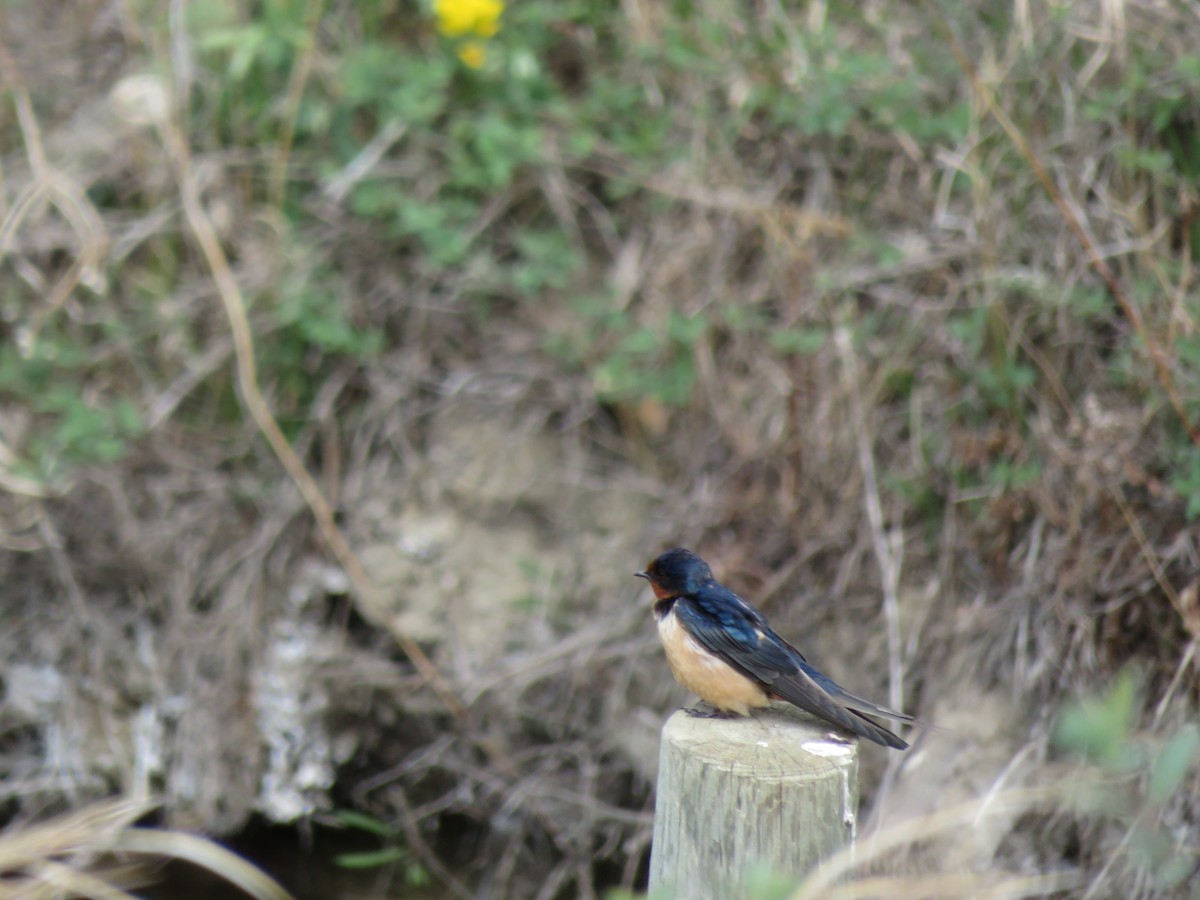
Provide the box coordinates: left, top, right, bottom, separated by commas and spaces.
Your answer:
649, 706, 859, 899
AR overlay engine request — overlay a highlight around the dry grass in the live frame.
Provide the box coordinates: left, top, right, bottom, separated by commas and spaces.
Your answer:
1, 0, 1198, 897
0, 798, 294, 899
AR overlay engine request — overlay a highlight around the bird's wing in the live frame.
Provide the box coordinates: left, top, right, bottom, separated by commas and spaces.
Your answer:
782, 646, 916, 723
675, 590, 908, 749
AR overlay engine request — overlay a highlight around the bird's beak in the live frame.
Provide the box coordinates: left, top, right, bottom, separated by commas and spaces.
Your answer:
634, 571, 649, 580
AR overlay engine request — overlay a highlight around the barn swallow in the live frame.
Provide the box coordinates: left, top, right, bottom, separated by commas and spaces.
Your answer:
636, 548, 912, 750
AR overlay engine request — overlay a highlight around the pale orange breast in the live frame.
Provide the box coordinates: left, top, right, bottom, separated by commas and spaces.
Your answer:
657, 609, 769, 716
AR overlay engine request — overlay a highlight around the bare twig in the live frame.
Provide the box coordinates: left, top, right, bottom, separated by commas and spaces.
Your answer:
834, 326, 906, 717
0, 45, 108, 350
320, 121, 409, 206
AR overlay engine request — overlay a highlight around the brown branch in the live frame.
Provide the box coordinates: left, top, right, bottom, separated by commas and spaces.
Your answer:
155, 112, 469, 722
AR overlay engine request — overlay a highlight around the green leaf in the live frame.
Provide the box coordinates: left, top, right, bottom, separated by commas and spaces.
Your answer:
1054, 669, 1141, 767
770, 327, 827, 356
405, 862, 431, 887
617, 328, 661, 356
1156, 853, 1199, 889
333, 810, 397, 838
334, 848, 408, 869
114, 398, 145, 434
1148, 724, 1200, 805
666, 311, 707, 345
742, 863, 800, 900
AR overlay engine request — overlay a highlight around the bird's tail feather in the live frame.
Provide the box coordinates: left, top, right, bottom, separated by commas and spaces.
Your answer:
832, 689, 916, 723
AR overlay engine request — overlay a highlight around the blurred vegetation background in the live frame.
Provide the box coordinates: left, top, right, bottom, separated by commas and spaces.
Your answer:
1, 0, 1198, 897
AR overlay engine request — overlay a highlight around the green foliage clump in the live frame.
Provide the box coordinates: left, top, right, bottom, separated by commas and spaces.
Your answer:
1055, 670, 1200, 891
331, 809, 430, 888
0, 328, 144, 487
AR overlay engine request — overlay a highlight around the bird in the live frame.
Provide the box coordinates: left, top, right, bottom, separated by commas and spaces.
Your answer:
636, 547, 912, 750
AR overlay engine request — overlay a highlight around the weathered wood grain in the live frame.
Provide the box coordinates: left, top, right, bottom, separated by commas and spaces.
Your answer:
649, 706, 859, 899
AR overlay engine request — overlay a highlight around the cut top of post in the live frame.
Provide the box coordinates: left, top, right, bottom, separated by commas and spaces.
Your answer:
650, 706, 860, 900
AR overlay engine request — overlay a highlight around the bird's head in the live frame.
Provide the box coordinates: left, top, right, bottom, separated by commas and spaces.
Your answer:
635, 548, 713, 600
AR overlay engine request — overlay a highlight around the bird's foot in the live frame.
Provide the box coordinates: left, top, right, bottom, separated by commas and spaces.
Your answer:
683, 704, 735, 720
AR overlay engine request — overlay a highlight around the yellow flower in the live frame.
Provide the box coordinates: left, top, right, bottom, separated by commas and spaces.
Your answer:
434, 0, 503, 39
457, 42, 486, 68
